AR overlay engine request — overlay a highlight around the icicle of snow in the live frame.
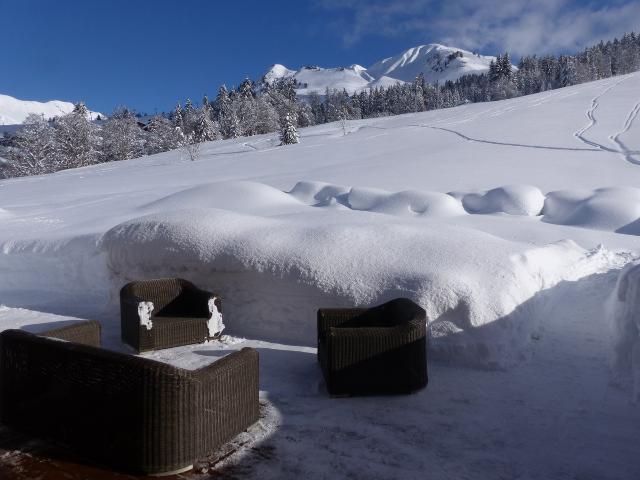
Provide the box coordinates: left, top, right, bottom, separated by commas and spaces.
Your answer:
207, 297, 225, 337
138, 301, 154, 330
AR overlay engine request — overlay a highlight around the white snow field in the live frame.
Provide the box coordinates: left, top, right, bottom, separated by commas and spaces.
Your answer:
1, 73, 640, 478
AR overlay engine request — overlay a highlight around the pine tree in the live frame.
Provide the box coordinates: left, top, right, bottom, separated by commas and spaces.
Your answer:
171, 103, 184, 131
214, 85, 230, 119
193, 103, 220, 142
500, 52, 513, 79
52, 103, 100, 169
254, 96, 280, 134
145, 115, 183, 154
280, 112, 299, 145
72, 101, 89, 117
238, 78, 254, 99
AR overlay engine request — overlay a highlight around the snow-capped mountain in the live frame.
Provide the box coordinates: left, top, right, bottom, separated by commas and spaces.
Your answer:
367, 44, 494, 84
264, 64, 377, 96
0, 93, 101, 125
264, 43, 496, 95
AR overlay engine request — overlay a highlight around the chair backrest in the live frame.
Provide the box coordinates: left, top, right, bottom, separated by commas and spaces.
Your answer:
351, 298, 426, 328
121, 278, 194, 313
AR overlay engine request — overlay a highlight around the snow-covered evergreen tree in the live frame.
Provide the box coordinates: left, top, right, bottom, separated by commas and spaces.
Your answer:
254, 96, 280, 134
145, 115, 183, 154
171, 103, 184, 131
100, 106, 144, 162
238, 78, 255, 99
193, 103, 220, 143
279, 112, 299, 145
52, 102, 100, 169
72, 101, 89, 117
214, 85, 230, 119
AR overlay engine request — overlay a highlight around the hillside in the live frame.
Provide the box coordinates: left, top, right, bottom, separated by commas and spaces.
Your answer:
1, 74, 640, 478
264, 43, 495, 94
0, 93, 101, 125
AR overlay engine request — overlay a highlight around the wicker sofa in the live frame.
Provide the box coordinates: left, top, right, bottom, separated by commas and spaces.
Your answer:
121, 278, 223, 353
0, 320, 259, 475
317, 298, 427, 396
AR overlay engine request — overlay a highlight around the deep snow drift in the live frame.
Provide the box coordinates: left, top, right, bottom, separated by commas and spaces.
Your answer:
1, 73, 640, 478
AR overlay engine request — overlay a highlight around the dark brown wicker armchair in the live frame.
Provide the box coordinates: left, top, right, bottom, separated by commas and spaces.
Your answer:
0, 320, 259, 476
318, 298, 427, 396
121, 278, 222, 353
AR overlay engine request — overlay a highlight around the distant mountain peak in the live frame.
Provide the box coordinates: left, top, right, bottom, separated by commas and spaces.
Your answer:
0, 93, 101, 126
367, 44, 495, 84
264, 43, 495, 96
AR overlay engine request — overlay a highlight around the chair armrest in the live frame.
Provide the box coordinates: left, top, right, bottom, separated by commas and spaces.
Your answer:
192, 348, 259, 454
39, 320, 102, 347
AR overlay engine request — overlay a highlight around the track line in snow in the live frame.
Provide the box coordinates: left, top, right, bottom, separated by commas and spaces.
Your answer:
573, 78, 628, 154
415, 125, 600, 152
610, 101, 640, 165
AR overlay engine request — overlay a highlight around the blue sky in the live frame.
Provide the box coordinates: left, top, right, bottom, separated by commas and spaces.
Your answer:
1, 0, 638, 114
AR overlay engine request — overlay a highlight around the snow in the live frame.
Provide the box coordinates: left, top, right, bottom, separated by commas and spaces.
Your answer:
367, 44, 496, 85
458, 185, 546, 216
265, 64, 374, 95
543, 187, 640, 234
207, 297, 224, 337
264, 43, 493, 95
138, 301, 154, 330
0, 93, 101, 125
2, 73, 640, 477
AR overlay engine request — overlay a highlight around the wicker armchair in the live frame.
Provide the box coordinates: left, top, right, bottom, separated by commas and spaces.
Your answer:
121, 278, 223, 353
318, 298, 427, 396
0, 321, 259, 476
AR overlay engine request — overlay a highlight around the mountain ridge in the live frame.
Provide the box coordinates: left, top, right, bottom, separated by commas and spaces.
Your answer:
264, 43, 496, 95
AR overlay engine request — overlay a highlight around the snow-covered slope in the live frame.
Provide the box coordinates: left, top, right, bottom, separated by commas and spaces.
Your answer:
368, 44, 495, 84
2, 73, 640, 479
264, 43, 493, 94
0, 93, 101, 125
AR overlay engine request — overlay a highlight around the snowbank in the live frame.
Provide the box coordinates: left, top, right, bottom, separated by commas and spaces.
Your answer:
608, 260, 640, 400
100, 206, 626, 368
543, 187, 640, 234
141, 181, 307, 216
457, 185, 545, 216
347, 187, 466, 216
288, 181, 350, 206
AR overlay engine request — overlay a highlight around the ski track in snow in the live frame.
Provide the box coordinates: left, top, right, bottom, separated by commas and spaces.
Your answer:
573, 77, 636, 159
610, 101, 640, 165
414, 77, 640, 162
414, 124, 599, 152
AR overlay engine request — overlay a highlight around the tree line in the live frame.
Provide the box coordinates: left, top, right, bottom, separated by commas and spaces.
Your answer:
1, 32, 639, 178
